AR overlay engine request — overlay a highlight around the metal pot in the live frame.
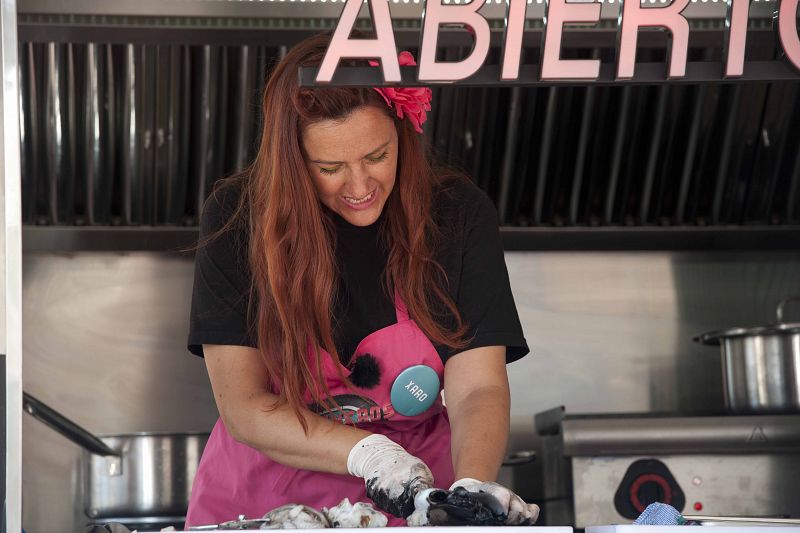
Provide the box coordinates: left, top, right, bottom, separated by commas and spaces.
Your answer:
694, 298, 800, 414
23, 392, 208, 520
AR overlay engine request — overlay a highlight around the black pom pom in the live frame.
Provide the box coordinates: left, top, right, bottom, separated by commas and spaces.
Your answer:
349, 353, 382, 389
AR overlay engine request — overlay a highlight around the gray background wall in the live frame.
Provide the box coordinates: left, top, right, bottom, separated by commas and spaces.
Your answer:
21, 251, 800, 532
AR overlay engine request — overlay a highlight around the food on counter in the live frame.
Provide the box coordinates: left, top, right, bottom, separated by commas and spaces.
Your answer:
323, 498, 389, 528
260, 504, 331, 529
257, 499, 387, 529
192, 487, 516, 529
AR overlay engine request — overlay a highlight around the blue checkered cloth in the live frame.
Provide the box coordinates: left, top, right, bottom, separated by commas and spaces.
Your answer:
634, 503, 688, 525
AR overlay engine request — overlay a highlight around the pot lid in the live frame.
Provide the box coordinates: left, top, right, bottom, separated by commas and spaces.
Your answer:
694, 322, 800, 345
695, 297, 800, 345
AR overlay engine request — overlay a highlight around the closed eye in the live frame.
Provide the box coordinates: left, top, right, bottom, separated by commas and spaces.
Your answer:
366, 152, 388, 164
319, 151, 389, 174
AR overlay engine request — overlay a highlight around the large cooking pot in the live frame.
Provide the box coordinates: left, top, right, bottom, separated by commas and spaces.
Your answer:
694, 298, 800, 414
23, 392, 208, 520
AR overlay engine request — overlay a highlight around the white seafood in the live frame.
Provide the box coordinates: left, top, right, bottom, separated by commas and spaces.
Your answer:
260, 504, 332, 529
406, 488, 435, 527
323, 498, 388, 528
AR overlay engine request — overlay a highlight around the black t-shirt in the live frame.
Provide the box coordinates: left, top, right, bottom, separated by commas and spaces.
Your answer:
188, 177, 529, 365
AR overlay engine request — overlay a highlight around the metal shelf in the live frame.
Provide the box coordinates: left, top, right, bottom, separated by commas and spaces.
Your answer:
500, 225, 800, 251
22, 226, 200, 253
21, 225, 800, 252
17, 0, 781, 22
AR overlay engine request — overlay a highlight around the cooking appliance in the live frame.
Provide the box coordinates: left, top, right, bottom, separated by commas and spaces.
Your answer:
695, 297, 800, 413
588, 526, 800, 533
535, 407, 800, 528
22, 392, 208, 522
682, 516, 800, 525
189, 526, 572, 533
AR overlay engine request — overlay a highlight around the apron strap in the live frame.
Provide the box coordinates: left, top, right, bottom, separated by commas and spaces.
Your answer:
394, 289, 410, 322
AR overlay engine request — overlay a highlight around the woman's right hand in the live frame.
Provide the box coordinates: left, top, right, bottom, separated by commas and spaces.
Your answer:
347, 434, 433, 519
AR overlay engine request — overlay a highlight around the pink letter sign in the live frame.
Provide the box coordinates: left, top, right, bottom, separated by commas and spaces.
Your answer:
777, 0, 800, 71
541, 0, 602, 79
723, 0, 751, 77
317, 0, 400, 84
418, 0, 491, 82
502, 0, 528, 80
616, 0, 691, 79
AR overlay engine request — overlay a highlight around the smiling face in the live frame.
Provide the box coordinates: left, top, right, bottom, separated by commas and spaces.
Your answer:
302, 106, 399, 227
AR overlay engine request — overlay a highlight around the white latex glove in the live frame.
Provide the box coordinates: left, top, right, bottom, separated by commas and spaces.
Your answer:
450, 478, 540, 525
348, 434, 434, 518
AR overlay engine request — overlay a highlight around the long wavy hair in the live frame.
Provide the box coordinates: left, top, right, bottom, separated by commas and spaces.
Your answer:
212, 33, 468, 430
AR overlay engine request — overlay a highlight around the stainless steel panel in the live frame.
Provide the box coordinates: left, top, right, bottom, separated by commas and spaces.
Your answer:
120, 44, 148, 226
572, 454, 800, 527
504, 251, 800, 425
532, 87, 558, 224
712, 86, 740, 224
569, 86, 595, 226
19, 42, 38, 225
1, 0, 23, 531
560, 414, 800, 455
83, 43, 100, 223
142, 45, 157, 224
44, 42, 76, 225
83, 43, 115, 225
604, 87, 631, 223
229, 45, 255, 174
193, 45, 217, 216
155, 45, 190, 225
674, 85, 705, 224
22, 253, 218, 532
498, 86, 521, 223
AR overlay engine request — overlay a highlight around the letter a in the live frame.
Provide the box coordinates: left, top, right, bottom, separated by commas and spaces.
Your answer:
317, 0, 400, 83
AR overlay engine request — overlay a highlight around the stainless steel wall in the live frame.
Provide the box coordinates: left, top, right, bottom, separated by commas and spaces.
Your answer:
22, 253, 218, 532
21, 251, 800, 532
503, 251, 800, 503
506, 251, 800, 426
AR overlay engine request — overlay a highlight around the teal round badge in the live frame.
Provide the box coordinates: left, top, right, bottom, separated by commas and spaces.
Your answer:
390, 365, 440, 417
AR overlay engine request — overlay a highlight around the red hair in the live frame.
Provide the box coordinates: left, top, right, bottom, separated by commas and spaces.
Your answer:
214, 34, 467, 430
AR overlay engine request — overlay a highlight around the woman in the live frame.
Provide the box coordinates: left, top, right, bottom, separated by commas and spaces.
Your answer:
186, 33, 538, 528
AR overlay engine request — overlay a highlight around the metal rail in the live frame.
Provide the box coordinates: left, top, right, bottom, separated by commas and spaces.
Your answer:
20, 225, 800, 252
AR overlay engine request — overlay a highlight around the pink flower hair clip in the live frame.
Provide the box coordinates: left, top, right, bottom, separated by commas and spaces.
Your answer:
369, 52, 432, 134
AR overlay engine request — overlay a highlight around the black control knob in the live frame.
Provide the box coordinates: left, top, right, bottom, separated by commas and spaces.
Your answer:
614, 459, 685, 519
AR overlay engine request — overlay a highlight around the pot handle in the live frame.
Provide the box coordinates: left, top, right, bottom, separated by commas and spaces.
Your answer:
22, 392, 121, 457
777, 296, 800, 323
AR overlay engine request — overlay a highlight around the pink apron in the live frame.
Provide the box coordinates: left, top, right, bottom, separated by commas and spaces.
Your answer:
185, 296, 454, 528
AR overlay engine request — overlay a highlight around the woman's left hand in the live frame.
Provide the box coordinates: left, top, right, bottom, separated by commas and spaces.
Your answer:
449, 478, 540, 525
